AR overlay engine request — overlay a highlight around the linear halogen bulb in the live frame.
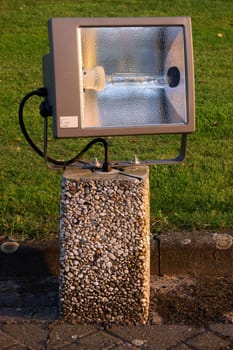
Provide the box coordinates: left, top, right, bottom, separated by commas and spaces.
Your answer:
82, 66, 180, 92
105, 73, 169, 88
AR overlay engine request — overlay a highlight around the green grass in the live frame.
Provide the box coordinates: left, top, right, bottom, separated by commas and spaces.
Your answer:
1, 0, 233, 239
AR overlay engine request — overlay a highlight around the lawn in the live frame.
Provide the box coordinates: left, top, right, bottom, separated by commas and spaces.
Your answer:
0, 0, 233, 239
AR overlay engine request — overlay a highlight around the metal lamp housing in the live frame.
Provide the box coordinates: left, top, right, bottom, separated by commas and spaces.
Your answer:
43, 17, 195, 138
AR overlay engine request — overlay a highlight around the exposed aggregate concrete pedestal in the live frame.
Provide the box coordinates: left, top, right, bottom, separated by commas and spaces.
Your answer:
60, 166, 150, 325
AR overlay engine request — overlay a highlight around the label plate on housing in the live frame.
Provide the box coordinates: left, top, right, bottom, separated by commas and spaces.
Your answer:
60, 116, 79, 128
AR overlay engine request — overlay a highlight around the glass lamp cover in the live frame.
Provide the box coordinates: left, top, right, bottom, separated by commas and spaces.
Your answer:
79, 26, 187, 129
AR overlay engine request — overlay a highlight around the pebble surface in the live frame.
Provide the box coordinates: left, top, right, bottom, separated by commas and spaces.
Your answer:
60, 167, 150, 325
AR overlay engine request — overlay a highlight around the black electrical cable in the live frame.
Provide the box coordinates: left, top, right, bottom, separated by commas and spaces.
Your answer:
18, 88, 110, 171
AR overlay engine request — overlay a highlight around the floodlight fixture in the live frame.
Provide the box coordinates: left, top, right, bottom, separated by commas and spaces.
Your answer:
43, 17, 194, 140
19, 17, 195, 171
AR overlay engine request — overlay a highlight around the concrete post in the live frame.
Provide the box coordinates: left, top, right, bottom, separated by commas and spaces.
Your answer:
60, 166, 150, 325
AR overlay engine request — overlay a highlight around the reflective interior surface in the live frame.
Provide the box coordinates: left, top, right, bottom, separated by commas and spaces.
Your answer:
79, 26, 187, 128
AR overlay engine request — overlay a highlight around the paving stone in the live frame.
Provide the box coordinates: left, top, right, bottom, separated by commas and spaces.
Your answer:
186, 331, 230, 349
0, 306, 58, 322
210, 324, 233, 338
5, 346, 27, 350
31, 306, 58, 321
132, 338, 145, 346
113, 343, 139, 349
57, 344, 82, 350
1, 320, 233, 350
79, 330, 123, 350
0, 329, 17, 349
110, 325, 201, 349
171, 344, 193, 350
0, 307, 34, 321
2, 322, 49, 350
47, 323, 97, 349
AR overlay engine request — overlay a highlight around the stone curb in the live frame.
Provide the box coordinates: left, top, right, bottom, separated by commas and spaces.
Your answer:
152, 231, 233, 277
0, 238, 59, 278
0, 231, 233, 278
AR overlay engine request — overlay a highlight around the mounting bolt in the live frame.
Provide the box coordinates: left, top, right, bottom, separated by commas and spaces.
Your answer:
130, 155, 140, 165
91, 157, 101, 168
